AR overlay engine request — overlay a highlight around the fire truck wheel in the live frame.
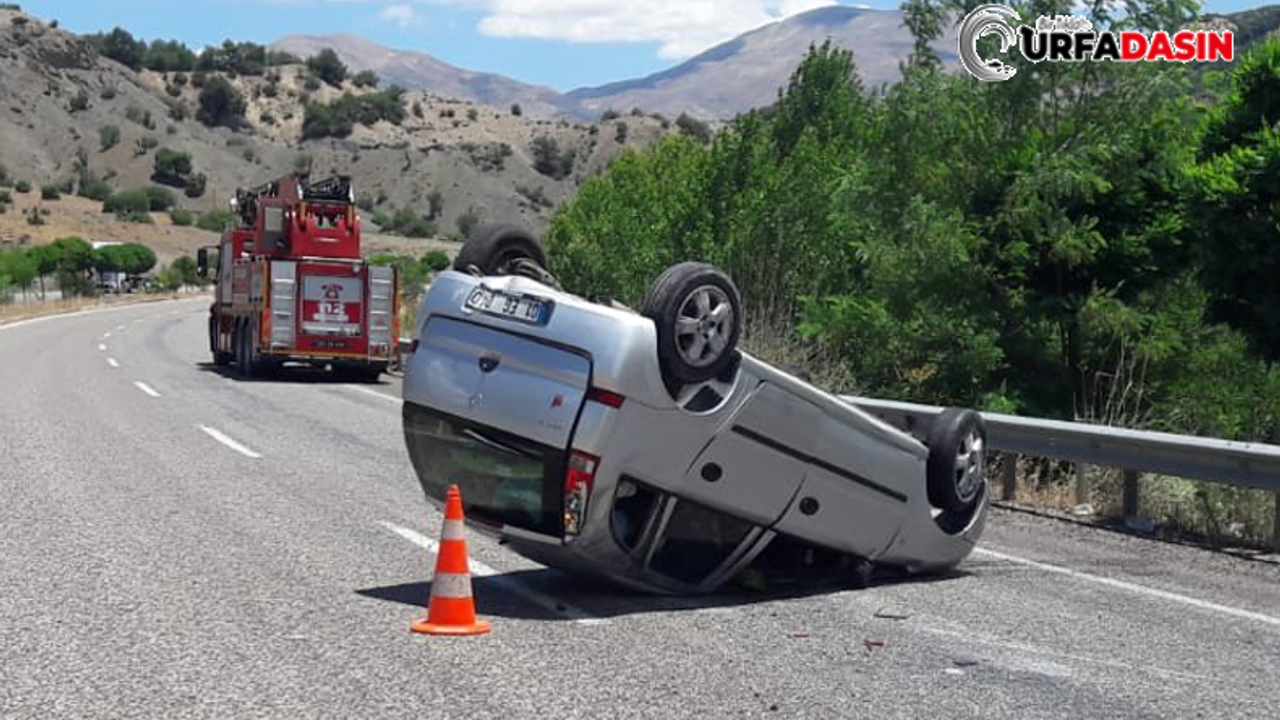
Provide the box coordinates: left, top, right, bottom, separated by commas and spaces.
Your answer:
453, 224, 548, 276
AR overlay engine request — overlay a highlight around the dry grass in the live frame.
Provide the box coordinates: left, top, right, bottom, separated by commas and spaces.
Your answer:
0, 195, 218, 264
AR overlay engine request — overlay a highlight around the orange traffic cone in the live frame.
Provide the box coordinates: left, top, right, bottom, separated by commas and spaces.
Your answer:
411, 484, 491, 636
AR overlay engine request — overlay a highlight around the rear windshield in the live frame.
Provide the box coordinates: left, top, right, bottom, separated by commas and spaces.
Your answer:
404, 403, 564, 536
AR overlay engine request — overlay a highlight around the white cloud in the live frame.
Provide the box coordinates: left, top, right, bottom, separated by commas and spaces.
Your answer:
420, 0, 839, 59
379, 4, 421, 28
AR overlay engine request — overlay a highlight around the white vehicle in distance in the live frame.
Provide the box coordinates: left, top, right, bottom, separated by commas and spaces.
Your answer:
402, 226, 990, 593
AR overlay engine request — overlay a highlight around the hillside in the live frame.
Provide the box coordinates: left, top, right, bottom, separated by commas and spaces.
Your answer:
0, 7, 670, 262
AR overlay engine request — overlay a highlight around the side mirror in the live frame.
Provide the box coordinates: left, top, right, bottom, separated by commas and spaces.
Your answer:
196, 247, 209, 278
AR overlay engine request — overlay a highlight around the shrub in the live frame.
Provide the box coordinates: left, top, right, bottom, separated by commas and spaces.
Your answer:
15, 180, 30, 193
152, 148, 192, 186
0, 190, 9, 204
184, 172, 207, 199
307, 49, 347, 87
169, 207, 193, 226
456, 208, 480, 239
40, 184, 61, 200
426, 189, 444, 220
352, 70, 379, 88
103, 189, 150, 214
300, 86, 407, 139
67, 88, 90, 113
422, 250, 450, 272
100, 86, 117, 100
195, 208, 235, 232
144, 185, 176, 211
196, 76, 246, 128
78, 177, 112, 202
125, 104, 155, 129
26, 207, 44, 225
99, 124, 121, 152
302, 74, 321, 92
511, 103, 523, 117
615, 121, 628, 143
412, 101, 423, 119
600, 109, 619, 121
467, 108, 478, 122
530, 136, 575, 180
675, 112, 712, 144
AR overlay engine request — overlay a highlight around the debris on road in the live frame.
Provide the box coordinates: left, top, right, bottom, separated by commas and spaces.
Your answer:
952, 656, 980, 668
790, 631, 811, 638
864, 638, 886, 653
874, 605, 911, 620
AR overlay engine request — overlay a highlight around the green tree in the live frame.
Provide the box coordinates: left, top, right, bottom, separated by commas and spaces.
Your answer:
196, 76, 247, 128
152, 148, 193, 186
1187, 36, 1280, 360
352, 69, 379, 88
307, 48, 348, 87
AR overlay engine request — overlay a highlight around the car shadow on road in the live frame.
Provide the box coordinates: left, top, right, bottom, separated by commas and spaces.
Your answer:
195, 361, 393, 386
356, 565, 971, 622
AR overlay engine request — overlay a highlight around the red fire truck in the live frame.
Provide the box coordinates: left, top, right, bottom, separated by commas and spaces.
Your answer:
198, 174, 399, 381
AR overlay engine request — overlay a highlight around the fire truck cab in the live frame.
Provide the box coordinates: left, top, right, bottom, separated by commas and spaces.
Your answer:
198, 174, 399, 381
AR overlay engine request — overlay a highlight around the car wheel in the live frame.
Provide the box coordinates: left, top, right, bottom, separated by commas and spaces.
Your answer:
232, 322, 245, 375
641, 262, 742, 385
210, 317, 232, 366
926, 408, 988, 512
453, 224, 548, 276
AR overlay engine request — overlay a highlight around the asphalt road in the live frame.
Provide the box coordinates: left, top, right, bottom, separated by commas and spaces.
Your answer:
3, 298, 1279, 720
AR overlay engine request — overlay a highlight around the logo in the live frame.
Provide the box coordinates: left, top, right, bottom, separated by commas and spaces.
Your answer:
958, 4, 1234, 82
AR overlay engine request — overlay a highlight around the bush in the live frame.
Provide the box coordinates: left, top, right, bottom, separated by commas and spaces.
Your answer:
125, 104, 155, 129
169, 207, 193, 226
152, 148, 192, 186
15, 180, 30, 194
195, 208, 235, 232
301, 86, 407, 139
26, 207, 44, 225
144, 185, 176, 211
600, 109, 620, 121
307, 49, 347, 87
456, 208, 480, 239
378, 207, 437, 238
77, 177, 112, 202
0, 190, 9, 204
352, 69, 379, 88
100, 86, 117, 100
40, 184, 60, 201
423, 250, 450, 272
615, 121, 628, 143
135, 136, 159, 156
67, 88, 90, 113
184, 172, 207, 199
530, 136, 575, 180
426, 189, 444, 220
196, 76, 246, 128
511, 103, 523, 117
675, 112, 712, 144
99, 124, 121, 152
103, 189, 151, 215
467, 108, 478, 122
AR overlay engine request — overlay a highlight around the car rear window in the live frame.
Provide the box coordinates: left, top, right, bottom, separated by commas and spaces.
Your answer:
649, 500, 754, 585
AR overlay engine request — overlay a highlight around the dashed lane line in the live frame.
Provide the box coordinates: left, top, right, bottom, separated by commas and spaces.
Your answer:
198, 425, 262, 459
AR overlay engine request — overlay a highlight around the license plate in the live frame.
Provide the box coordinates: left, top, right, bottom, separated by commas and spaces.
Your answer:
465, 286, 553, 324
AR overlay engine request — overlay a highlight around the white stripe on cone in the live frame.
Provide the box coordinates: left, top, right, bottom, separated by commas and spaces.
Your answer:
440, 519, 466, 540
431, 572, 474, 599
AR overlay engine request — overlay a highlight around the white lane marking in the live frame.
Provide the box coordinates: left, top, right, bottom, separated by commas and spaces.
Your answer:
974, 546, 1280, 629
198, 425, 262, 459
106, 357, 120, 368
98, 343, 107, 351
379, 521, 609, 626
103, 332, 111, 339
345, 385, 400, 404
115, 325, 125, 331
133, 381, 161, 398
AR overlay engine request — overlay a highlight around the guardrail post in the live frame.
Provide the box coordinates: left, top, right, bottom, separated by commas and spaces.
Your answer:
1001, 454, 1017, 501
1074, 462, 1090, 507
1122, 470, 1140, 518
1273, 493, 1280, 554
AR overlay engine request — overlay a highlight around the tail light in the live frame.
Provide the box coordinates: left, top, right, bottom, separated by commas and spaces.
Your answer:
563, 450, 599, 536
586, 388, 625, 408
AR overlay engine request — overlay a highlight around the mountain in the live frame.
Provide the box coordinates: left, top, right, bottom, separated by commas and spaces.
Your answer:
273, 7, 958, 121
0, 7, 669, 261
270, 34, 567, 119
567, 6, 957, 119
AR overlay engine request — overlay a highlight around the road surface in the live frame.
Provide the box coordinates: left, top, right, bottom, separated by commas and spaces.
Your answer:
3, 299, 1279, 719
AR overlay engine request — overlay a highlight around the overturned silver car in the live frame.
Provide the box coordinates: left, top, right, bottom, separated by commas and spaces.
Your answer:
402, 226, 989, 593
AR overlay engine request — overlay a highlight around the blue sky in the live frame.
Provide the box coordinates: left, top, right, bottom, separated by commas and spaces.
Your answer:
17, 1, 1270, 91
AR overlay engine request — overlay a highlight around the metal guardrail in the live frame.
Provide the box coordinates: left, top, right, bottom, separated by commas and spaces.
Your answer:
844, 396, 1280, 549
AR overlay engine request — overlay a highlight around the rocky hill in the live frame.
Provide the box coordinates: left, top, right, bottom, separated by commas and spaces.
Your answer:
0, 7, 671, 260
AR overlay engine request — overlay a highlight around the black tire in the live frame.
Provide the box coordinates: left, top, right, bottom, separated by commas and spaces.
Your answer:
342, 363, 386, 383
453, 224, 547, 276
641, 262, 742, 385
233, 321, 246, 376
240, 320, 272, 379
926, 408, 988, 512
210, 316, 232, 366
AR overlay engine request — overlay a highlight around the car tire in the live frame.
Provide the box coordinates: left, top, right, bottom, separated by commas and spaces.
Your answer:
926, 408, 988, 513
641, 262, 742, 385
453, 224, 548, 276
210, 316, 232, 366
